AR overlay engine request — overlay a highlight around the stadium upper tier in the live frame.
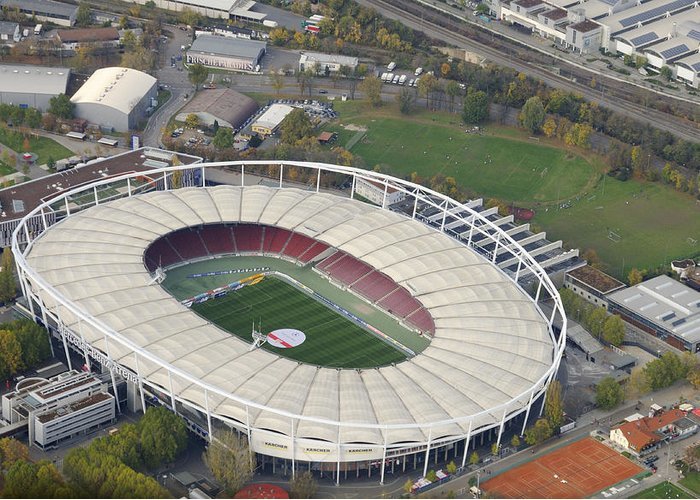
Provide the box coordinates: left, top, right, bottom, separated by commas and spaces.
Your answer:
24, 184, 553, 445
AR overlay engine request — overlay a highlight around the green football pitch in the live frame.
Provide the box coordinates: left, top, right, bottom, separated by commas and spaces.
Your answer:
191, 275, 407, 368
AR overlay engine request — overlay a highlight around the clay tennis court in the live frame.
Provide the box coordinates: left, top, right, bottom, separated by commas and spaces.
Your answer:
481, 437, 643, 498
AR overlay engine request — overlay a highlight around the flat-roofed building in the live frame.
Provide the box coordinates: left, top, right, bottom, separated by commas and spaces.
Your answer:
1, 370, 116, 449
0, 64, 70, 111
0, 0, 77, 26
644, 34, 699, 69
56, 27, 121, 51
567, 18, 603, 53
251, 103, 293, 136
187, 34, 266, 71
0, 21, 20, 43
298, 52, 359, 74
355, 177, 407, 206
564, 265, 626, 307
607, 275, 700, 352
677, 52, 700, 87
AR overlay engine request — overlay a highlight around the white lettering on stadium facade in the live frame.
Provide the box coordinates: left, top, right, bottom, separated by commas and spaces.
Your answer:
59, 327, 139, 384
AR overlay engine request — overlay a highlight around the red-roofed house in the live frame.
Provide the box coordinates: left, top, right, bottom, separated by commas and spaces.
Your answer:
610, 409, 697, 456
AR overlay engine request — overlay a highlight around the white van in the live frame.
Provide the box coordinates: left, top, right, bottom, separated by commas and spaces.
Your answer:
398, 74, 407, 85
414, 67, 423, 76
387, 61, 396, 71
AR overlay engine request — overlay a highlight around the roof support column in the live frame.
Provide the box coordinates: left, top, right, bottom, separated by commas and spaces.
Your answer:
246, 406, 253, 469
102, 335, 122, 414
77, 319, 91, 372
56, 312, 72, 371
203, 388, 212, 442
350, 174, 356, 200
40, 207, 49, 233
382, 180, 389, 209
467, 219, 476, 247
133, 353, 146, 413
423, 427, 433, 478
23, 223, 31, 246
201, 166, 206, 187
336, 426, 341, 486
163, 171, 169, 191
167, 369, 177, 414
535, 280, 542, 303
491, 232, 501, 263
521, 389, 535, 436
241, 164, 245, 187
290, 417, 296, 479
279, 164, 284, 188
93, 186, 99, 206
495, 407, 507, 452
515, 256, 523, 282
316, 168, 321, 193
64, 196, 71, 216
440, 205, 448, 232
380, 429, 388, 485
461, 419, 473, 468
38, 297, 54, 357
412, 193, 419, 219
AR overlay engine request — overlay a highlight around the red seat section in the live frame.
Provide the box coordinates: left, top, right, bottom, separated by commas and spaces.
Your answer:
144, 237, 181, 271
352, 271, 400, 303
325, 254, 373, 286
167, 228, 208, 261
267, 227, 292, 253
234, 224, 263, 252
378, 287, 422, 318
316, 251, 345, 271
406, 308, 435, 335
199, 225, 236, 255
283, 233, 316, 260
297, 241, 329, 263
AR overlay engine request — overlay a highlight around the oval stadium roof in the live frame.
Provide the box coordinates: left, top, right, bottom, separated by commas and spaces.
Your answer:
25, 185, 554, 444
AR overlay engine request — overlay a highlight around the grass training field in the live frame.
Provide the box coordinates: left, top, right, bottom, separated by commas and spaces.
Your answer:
680, 471, 700, 496
191, 275, 407, 369
321, 100, 700, 278
631, 481, 693, 499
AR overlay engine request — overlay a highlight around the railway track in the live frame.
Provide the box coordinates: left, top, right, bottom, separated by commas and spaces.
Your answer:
359, 0, 700, 142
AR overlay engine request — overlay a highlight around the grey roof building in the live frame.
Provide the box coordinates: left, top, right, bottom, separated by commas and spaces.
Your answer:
0, 0, 77, 26
607, 275, 700, 352
0, 64, 70, 111
187, 34, 266, 71
0, 21, 20, 43
175, 88, 258, 129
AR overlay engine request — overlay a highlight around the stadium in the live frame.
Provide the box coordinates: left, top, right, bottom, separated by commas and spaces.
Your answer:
12, 158, 566, 483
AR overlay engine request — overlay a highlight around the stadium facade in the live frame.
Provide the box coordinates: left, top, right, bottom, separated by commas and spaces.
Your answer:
12, 161, 566, 483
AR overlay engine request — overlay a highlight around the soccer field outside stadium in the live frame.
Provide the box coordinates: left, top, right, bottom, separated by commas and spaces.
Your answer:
191, 275, 407, 368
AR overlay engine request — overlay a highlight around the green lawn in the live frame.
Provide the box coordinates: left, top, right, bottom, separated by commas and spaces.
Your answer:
534, 176, 700, 278
680, 471, 700, 496
0, 127, 72, 166
319, 100, 700, 279
190, 275, 407, 368
632, 481, 693, 498
0, 159, 14, 177
324, 104, 596, 205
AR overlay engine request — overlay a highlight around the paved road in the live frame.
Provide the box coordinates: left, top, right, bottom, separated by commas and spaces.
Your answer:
357, 0, 700, 143
143, 26, 195, 148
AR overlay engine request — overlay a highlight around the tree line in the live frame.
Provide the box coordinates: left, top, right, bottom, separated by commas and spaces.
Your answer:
63, 406, 188, 498
0, 318, 52, 383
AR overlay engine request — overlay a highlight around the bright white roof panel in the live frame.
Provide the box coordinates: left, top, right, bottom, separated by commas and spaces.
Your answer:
70, 67, 156, 116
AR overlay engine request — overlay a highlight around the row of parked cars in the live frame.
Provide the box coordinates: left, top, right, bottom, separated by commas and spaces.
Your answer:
380, 72, 422, 87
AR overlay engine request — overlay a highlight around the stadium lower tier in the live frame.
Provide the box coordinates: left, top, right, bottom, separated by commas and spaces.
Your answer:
143, 223, 435, 335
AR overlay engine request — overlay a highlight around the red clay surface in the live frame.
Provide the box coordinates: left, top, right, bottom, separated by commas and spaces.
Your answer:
234, 483, 289, 499
481, 437, 643, 498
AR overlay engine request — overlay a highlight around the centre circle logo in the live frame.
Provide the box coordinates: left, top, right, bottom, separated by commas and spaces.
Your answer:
266, 328, 306, 348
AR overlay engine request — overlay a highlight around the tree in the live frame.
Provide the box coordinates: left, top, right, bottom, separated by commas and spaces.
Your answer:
0, 246, 16, 303
595, 376, 624, 410
203, 430, 254, 495
185, 113, 199, 129
469, 451, 479, 466
644, 352, 686, 390
48, 94, 74, 119
280, 108, 312, 145
491, 442, 500, 456
524, 418, 553, 446
586, 307, 607, 339
213, 127, 233, 149
627, 367, 649, 399
269, 69, 285, 95
0, 438, 29, 468
510, 434, 521, 448
289, 470, 318, 498
361, 75, 383, 107
3, 459, 72, 498
24, 108, 42, 129
417, 73, 438, 109
519, 96, 545, 134
628, 267, 645, 285
188, 63, 208, 90
403, 478, 414, 494
137, 406, 188, 468
121, 30, 138, 51
544, 380, 563, 431
0, 329, 22, 379
659, 66, 673, 81
121, 46, 156, 72
445, 80, 461, 112
446, 460, 457, 475
543, 117, 557, 138
396, 87, 415, 114
602, 314, 625, 346
688, 364, 700, 389
462, 88, 488, 124
684, 444, 700, 472
76, 2, 91, 27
